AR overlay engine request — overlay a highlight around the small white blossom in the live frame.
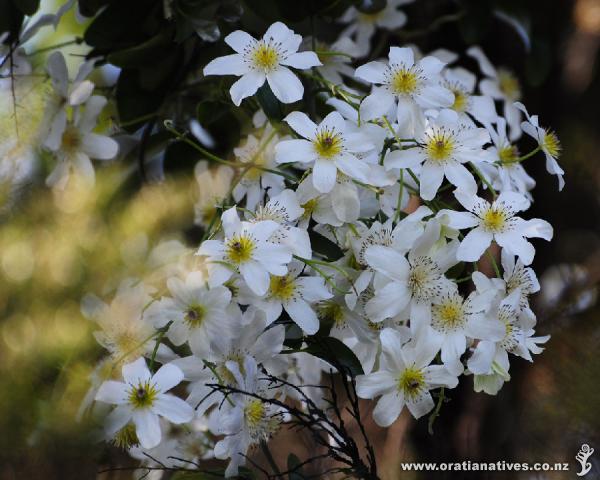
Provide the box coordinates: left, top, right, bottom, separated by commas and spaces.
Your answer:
203, 22, 321, 105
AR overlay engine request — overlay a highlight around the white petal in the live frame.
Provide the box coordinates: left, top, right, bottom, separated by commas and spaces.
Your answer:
356, 371, 396, 398
224, 30, 256, 53
203, 54, 248, 76
78, 95, 107, 134
424, 364, 459, 388
467, 340, 496, 374
312, 159, 337, 193
69, 80, 95, 106
82, 133, 119, 160
419, 161, 445, 201
389, 46, 414, 66
230, 71, 266, 106
364, 245, 410, 281
95, 381, 128, 405
285, 299, 319, 334
406, 392, 435, 419
151, 363, 184, 393
133, 409, 162, 449
47, 51, 68, 96
153, 394, 194, 423
355, 60, 388, 84
104, 405, 133, 435
373, 391, 405, 427
360, 88, 395, 121
418, 55, 446, 76
284, 111, 317, 140
240, 261, 270, 295
457, 227, 493, 262
437, 209, 479, 229
335, 153, 370, 183
122, 357, 152, 385
267, 67, 303, 104
366, 281, 411, 322
444, 160, 477, 194
495, 231, 535, 265
384, 148, 425, 170
281, 51, 321, 69
275, 139, 316, 164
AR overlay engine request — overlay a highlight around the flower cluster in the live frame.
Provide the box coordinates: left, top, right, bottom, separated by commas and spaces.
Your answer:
16, 6, 562, 479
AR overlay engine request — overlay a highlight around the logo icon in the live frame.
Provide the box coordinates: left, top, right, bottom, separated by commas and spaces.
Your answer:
576, 444, 594, 477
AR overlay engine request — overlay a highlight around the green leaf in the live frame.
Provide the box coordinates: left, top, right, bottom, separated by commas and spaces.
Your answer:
12, 0, 40, 15
303, 337, 364, 377
256, 83, 284, 122
107, 32, 173, 68
116, 69, 167, 132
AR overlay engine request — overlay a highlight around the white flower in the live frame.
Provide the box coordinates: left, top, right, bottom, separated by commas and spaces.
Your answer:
197, 207, 292, 296
44, 95, 119, 188
275, 111, 374, 193
339, 0, 414, 57
175, 309, 285, 416
203, 22, 321, 105
442, 190, 553, 265
144, 271, 232, 357
467, 46, 523, 140
311, 37, 356, 84
427, 289, 505, 374
364, 220, 458, 331
385, 109, 493, 200
193, 161, 234, 227
514, 102, 565, 190
442, 67, 497, 126
467, 289, 550, 377
232, 126, 284, 210
214, 356, 283, 477
44, 51, 95, 144
95, 358, 193, 449
355, 47, 453, 137
238, 262, 332, 335
356, 328, 458, 425
252, 189, 311, 258
480, 118, 535, 197
82, 280, 174, 364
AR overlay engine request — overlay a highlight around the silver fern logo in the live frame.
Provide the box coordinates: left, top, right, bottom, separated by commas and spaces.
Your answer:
576, 444, 594, 477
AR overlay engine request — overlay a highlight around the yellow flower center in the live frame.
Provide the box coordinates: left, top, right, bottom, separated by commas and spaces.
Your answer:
425, 132, 455, 162
301, 198, 318, 218
113, 424, 140, 449
451, 88, 468, 112
432, 300, 464, 332
184, 304, 206, 328
225, 235, 255, 264
497, 69, 521, 100
358, 11, 383, 23
398, 367, 425, 398
314, 129, 343, 159
542, 131, 561, 158
128, 381, 158, 409
481, 208, 506, 232
252, 42, 279, 71
61, 125, 81, 153
391, 67, 419, 96
244, 399, 266, 428
498, 145, 519, 164
318, 300, 345, 326
269, 274, 296, 301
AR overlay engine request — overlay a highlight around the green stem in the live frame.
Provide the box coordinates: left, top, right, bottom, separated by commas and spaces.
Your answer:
470, 163, 497, 199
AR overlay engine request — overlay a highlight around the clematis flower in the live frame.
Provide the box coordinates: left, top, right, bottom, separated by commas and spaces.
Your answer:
339, 0, 414, 57
197, 207, 292, 296
355, 46, 453, 137
467, 46, 523, 140
238, 262, 332, 335
275, 111, 374, 193
144, 271, 232, 358
384, 109, 493, 200
356, 328, 458, 425
514, 102, 565, 191
203, 22, 321, 106
441, 190, 553, 265
95, 358, 193, 449
44, 95, 119, 188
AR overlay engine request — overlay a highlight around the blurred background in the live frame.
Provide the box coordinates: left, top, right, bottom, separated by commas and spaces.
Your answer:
0, 0, 598, 478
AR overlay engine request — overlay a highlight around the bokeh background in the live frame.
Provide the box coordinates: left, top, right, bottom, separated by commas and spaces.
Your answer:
0, 0, 598, 478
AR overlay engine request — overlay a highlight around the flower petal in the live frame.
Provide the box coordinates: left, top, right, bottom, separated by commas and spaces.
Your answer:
267, 67, 303, 104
